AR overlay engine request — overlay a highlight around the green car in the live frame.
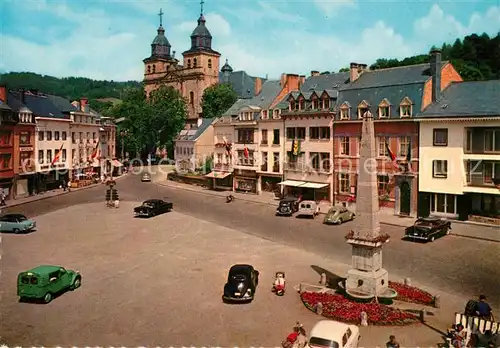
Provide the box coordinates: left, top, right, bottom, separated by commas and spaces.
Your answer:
323, 206, 355, 225
17, 265, 81, 303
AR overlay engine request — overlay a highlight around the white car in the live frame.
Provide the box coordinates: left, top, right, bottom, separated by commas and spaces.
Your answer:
307, 320, 360, 348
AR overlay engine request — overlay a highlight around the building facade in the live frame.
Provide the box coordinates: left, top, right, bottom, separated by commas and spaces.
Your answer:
174, 118, 215, 172
0, 86, 16, 199
417, 80, 500, 221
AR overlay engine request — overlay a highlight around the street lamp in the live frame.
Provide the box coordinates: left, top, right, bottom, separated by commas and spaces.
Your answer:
120, 130, 128, 161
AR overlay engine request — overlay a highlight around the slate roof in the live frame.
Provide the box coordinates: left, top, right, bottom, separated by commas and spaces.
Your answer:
222, 99, 250, 116
176, 118, 214, 141
301, 72, 350, 91
46, 95, 79, 113
0, 99, 11, 111
419, 80, 500, 118
6, 91, 29, 112
10, 91, 69, 119
335, 82, 424, 120
219, 70, 267, 99
222, 80, 281, 117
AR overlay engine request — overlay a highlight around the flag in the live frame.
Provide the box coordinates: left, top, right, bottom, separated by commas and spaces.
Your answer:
385, 142, 398, 168
224, 140, 232, 158
91, 140, 100, 159
243, 146, 249, 159
291, 139, 296, 154
51, 143, 64, 165
292, 139, 301, 156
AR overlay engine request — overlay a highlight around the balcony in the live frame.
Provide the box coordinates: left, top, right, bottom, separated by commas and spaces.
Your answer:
235, 159, 255, 167
214, 163, 232, 172
464, 127, 500, 155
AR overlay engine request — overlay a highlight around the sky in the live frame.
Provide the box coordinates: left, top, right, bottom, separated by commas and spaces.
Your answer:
1, 0, 499, 81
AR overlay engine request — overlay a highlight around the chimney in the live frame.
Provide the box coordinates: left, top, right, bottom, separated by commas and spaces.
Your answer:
19, 88, 26, 104
430, 48, 442, 102
197, 117, 203, 127
285, 74, 300, 92
311, 70, 320, 77
280, 73, 286, 87
0, 85, 6, 103
350, 63, 359, 82
80, 97, 88, 112
299, 75, 306, 87
254, 77, 262, 95
173, 50, 176, 58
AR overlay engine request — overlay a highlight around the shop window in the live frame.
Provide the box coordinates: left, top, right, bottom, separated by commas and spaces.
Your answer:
430, 193, 456, 215
339, 173, 350, 193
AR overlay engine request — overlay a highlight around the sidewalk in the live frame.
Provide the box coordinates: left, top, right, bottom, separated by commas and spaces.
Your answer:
1, 174, 129, 209
156, 179, 500, 243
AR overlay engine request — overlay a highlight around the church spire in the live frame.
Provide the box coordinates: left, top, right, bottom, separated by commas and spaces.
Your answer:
200, 0, 204, 16
159, 8, 164, 26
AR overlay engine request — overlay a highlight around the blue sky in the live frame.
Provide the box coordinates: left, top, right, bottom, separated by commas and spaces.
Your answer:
1, 0, 499, 81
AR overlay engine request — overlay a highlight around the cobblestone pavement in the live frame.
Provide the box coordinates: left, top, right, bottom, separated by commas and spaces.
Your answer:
0, 201, 470, 347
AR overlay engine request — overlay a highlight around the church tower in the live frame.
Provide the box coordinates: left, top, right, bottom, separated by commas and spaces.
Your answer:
143, 9, 178, 96
182, 0, 221, 121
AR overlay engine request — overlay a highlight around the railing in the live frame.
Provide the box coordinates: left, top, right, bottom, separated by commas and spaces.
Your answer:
236, 159, 255, 166
214, 163, 232, 171
469, 173, 495, 187
236, 141, 255, 144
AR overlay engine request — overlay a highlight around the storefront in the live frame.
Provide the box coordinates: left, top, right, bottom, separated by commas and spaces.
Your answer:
0, 178, 13, 200
206, 171, 233, 190
278, 180, 330, 201
234, 169, 258, 194
37, 164, 69, 192
260, 175, 283, 193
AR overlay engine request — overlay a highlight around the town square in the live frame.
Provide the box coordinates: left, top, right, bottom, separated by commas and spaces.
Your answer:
1, 0, 500, 346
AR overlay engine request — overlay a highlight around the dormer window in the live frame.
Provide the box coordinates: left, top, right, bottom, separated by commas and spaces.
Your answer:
340, 107, 349, 120
378, 98, 390, 118
357, 100, 370, 118
147, 65, 151, 73
299, 98, 305, 111
400, 97, 413, 117
262, 110, 268, 119
312, 97, 319, 110
273, 109, 280, 119
208, 59, 212, 69
323, 98, 330, 110
187, 59, 191, 69
289, 100, 296, 111
193, 58, 198, 67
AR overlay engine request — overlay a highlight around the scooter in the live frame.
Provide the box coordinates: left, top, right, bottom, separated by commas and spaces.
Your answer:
272, 271, 286, 296
226, 194, 234, 203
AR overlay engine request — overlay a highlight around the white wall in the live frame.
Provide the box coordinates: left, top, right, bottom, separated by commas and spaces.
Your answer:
35, 118, 72, 172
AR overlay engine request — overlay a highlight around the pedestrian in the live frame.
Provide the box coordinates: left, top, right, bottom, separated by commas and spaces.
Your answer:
67, 180, 72, 192
0, 190, 6, 206
476, 295, 494, 321
62, 179, 66, 192
452, 324, 468, 348
386, 335, 400, 348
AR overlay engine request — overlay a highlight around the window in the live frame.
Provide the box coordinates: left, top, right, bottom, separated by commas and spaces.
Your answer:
299, 98, 305, 110
273, 129, 280, 145
465, 129, 472, 152
237, 150, 254, 166
400, 104, 412, 117
62, 131, 67, 141
377, 175, 390, 193
398, 136, 410, 157
86, 132, 90, 142
432, 160, 448, 178
19, 132, 30, 145
47, 150, 52, 163
189, 91, 194, 105
273, 109, 280, 119
62, 149, 67, 162
72, 132, 76, 143
297, 127, 306, 139
261, 110, 268, 119
289, 100, 296, 111
310, 127, 320, 139
38, 150, 44, 164
378, 137, 389, 157
54, 131, 60, 141
321, 153, 330, 171
72, 149, 76, 162
217, 153, 223, 163
358, 107, 368, 118
187, 59, 191, 68
322, 98, 330, 110
152, 65, 156, 73
379, 106, 389, 118
483, 162, 500, 184
38, 131, 44, 141
273, 152, 280, 172
46, 131, 52, 141
433, 129, 448, 146
79, 132, 83, 140
339, 173, 350, 193
208, 59, 212, 69
147, 65, 151, 73
310, 152, 320, 170
0, 154, 11, 169
237, 129, 254, 143
320, 127, 330, 140
193, 58, 197, 67
485, 129, 500, 152
286, 127, 296, 140
340, 108, 349, 120
340, 136, 350, 155
261, 129, 268, 145
92, 132, 96, 140
430, 193, 457, 214
261, 152, 268, 171
312, 98, 320, 109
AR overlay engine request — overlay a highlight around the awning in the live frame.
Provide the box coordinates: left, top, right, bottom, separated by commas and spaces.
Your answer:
301, 182, 329, 189
205, 171, 231, 179
278, 180, 306, 187
111, 160, 123, 167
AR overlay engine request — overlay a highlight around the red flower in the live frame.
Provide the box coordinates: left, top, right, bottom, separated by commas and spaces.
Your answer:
388, 281, 435, 306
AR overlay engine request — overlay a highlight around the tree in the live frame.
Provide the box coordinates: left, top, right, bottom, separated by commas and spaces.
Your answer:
338, 67, 350, 72
201, 83, 238, 119
320, 71, 330, 75
110, 86, 187, 159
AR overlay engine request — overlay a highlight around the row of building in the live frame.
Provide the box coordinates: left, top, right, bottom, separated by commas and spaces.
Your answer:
173, 49, 500, 221
0, 86, 118, 200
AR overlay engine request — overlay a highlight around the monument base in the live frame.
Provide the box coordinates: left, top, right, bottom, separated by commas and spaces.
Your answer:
345, 268, 389, 298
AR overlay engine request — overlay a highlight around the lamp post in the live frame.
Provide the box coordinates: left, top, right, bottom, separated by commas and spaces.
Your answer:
120, 130, 128, 161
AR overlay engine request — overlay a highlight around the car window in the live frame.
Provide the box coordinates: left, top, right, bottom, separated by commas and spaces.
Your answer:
341, 208, 347, 213
21, 276, 30, 284
306, 204, 311, 208
309, 337, 339, 348
30, 277, 38, 285
158, 200, 164, 204
16, 216, 27, 222
48, 271, 59, 282
0, 217, 7, 222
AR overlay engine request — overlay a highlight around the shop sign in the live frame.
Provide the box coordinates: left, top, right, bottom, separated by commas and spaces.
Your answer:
20, 147, 34, 152
236, 170, 257, 178
40, 165, 50, 170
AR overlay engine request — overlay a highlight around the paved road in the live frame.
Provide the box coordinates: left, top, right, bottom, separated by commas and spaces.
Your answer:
5, 173, 500, 312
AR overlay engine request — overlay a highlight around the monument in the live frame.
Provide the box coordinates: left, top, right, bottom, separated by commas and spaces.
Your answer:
342, 110, 396, 300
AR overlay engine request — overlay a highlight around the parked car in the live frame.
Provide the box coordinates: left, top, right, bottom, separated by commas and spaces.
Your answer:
307, 320, 360, 348
17, 265, 81, 303
222, 264, 259, 303
0, 214, 36, 233
404, 217, 451, 242
141, 173, 151, 182
297, 200, 319, 218
323, 206, 355, 225
134, 199, 173, 218
276, 197, 299, 216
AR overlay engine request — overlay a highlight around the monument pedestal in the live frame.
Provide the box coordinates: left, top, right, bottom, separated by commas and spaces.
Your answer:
345, 268, 389, 297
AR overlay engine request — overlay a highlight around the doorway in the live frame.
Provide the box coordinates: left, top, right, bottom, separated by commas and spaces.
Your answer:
399, 181, 411, 215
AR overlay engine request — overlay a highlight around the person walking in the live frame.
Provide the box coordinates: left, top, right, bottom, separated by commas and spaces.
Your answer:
67, 180, 72, 192
0, 189, 6, 206
62, 179, 67, 192
386, 335, 400, 348
476, 295, 494, 321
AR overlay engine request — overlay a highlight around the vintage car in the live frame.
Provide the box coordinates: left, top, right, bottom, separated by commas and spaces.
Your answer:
222, 264, 259, 303
307, 320, 360, 348
404, 217, 451, 242
323, 206, 355, 225
141, 173, 151, 182
17, 265, 81, 303
134, 199, 173, 218
0, 213, 36, 233
297, 200, 320, 218
276, 197, 299, 216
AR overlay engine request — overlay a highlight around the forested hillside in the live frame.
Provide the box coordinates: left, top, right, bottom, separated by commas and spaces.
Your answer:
370, 32, 500, 81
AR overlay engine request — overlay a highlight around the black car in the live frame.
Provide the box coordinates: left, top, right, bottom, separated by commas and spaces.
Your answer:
134, 199, 173, 218
276, 197, 299, 216
222, 264, 259, 303
404, 217, 451, 242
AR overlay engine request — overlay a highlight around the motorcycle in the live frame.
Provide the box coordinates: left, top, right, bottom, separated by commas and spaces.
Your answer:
226, 195, 234, 203
272, 271, 286, 296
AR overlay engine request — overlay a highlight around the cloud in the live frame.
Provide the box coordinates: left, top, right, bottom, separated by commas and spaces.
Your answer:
313, 0, 356, 17
176, 13, 231, 37
223, 1, 305, 24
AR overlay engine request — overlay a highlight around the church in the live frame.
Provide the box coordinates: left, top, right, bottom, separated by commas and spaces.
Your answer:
143, 3, 266, 127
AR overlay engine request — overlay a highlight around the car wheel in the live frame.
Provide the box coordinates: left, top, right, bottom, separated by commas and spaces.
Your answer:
351, 214, 355, 221
71, 277, 81, 290
43, 292, 52, 303
339, 218, 343, 224
446, 228, 451, 235
430, 236, 435, 242
13, 228, 20, 234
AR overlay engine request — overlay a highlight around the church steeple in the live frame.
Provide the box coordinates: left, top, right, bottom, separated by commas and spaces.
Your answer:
183, 0, 217, 54
150, 8, 171, 58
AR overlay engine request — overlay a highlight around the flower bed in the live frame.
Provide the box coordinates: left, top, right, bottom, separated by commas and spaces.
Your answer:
389, 281, 435, 306
344, 230, 390, 244
301, 292, 419, 326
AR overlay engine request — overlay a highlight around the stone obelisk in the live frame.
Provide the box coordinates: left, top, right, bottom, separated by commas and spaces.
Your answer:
344, 110, 390, 299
